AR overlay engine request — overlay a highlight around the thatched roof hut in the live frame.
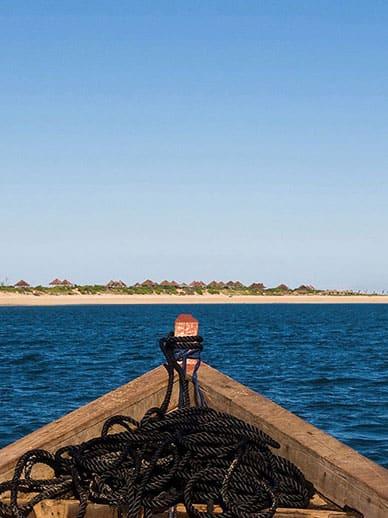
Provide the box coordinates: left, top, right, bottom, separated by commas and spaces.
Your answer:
14, 280, 30, 288
190, 281, 206, 288
226, 281, 245, 289
234, 281, 245, 288
106, 280, 127, 288
141, 279, 156, 287
249, 282, 266, 290
207, 281, 223, 289
160, 280, 180, 288
49, 278, 63, 286
295, 284, 315, 292
275, 284, 290, 291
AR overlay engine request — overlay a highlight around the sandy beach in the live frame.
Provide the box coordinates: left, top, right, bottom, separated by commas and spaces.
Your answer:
0, 293, 387, 306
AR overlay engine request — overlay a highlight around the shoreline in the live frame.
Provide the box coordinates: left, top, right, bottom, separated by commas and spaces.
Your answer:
1, 293, 388, 306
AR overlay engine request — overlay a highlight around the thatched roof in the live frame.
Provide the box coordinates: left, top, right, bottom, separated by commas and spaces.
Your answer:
250, 282, 266, 290
207, 281, 223, 289
141, 279, 156, 287
106, 280, 127, 288
190, 281, 206, 288
14, 280, 30, 288
295, 284, 315, 292
226, 281, 245, 289
49, 278, 62, 286
275, 284, 290, 291
160, 280, 180, 288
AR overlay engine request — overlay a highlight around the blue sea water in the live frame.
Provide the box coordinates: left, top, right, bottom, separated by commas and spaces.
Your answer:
0, 304, 388, 468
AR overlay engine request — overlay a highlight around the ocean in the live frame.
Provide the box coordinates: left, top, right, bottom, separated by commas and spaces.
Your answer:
0, 303, 387, 468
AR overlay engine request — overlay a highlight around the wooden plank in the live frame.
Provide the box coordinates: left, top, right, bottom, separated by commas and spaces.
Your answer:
274, 512, 353, 518
0, 365, 178, 482
168, 503, 352, 517
196, 363, 386, 517
34, 500, 116, 518
15, 500, 354, 518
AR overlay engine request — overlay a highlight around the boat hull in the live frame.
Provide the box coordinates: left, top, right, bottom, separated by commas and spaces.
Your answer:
1, 363, 387, 516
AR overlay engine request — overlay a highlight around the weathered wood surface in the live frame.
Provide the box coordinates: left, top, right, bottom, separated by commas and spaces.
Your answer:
4, 499, 353, 518
0, 365, 178, 483
197, 363, 388, 518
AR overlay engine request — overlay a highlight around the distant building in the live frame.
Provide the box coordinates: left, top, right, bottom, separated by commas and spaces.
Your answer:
62, 279, 74, 287
226, 281, 245, 289
207, 281, 223, 289
190, 281, 206, 288
249, 282, 266, 290
49, 278, 63, 286
275, 284, 290, 291
106, 280, 127, 288
295, 284, 315, 292
160, 280, 180, 288
14, 280, 30, 288
141, 279, 156, 288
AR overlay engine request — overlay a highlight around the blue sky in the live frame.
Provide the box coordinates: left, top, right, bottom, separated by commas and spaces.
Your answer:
1, 1, 388, 290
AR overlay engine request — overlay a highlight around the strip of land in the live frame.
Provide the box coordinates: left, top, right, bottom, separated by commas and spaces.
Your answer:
1, 293, 387, 306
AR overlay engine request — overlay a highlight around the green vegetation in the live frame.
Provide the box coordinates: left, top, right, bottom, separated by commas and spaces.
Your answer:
0, 281, 378, 297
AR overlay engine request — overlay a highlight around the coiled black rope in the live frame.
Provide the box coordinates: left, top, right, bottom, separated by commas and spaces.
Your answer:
0, 332, 314, 518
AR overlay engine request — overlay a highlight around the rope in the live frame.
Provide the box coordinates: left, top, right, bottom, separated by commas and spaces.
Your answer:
0, 332, 314, 518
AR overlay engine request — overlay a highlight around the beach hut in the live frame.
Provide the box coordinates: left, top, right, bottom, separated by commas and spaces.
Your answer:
295, 284, 315, 292
141, 279, 156, 288
159, 280, 180, 289
49, 278, 63, 286
226, 281, 245, 289
207, 281, 223, 289
62, 280, 74, 287
106, 280, 127, 288
14, 280, 30, 288
189, 281, 206, 288
275, 283, 290, 291
249, 282, 266, 290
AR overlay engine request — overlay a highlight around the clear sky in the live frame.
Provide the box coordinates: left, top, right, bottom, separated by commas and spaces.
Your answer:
1, 1, 388, 290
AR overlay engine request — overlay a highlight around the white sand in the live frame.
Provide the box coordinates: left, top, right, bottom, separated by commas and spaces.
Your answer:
0, 293, 387, 306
